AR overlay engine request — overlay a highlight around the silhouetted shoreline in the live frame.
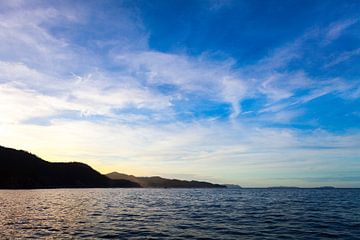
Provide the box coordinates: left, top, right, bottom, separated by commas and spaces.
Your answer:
0, 145, 225, 189
2, 145, 352, 190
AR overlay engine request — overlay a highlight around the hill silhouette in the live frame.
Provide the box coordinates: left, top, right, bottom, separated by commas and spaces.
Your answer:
106, 172, 226, 188
0, 146, 140, 189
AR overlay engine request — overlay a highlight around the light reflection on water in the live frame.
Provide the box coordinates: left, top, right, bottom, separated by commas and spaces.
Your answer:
0, 188, 359, 239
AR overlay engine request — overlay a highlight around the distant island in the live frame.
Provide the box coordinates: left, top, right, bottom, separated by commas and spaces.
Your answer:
223, 184, 242, 189
267, 186, 336, 189
267, 186, 301, 189
0, 145, 225, 189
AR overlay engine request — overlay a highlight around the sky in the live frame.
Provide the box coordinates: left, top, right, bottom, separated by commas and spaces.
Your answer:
0, 0, 359, 187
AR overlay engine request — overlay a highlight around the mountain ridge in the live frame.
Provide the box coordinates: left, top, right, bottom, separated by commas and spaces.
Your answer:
0, 145, 140, 189
106, 171, 226, 188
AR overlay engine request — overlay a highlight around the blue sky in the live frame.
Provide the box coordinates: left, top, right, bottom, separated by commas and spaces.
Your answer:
0, 0, 359, 187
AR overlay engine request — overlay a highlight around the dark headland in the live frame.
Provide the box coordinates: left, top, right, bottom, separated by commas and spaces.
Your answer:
0, 145, 225, 189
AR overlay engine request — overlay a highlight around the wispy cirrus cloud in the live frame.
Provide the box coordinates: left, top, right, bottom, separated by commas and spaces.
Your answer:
324, 18, 358, 43
325, 48, 360, 68
0, 1, 357, 125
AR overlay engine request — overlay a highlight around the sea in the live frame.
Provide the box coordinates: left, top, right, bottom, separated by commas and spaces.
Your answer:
0, 188, 359, 239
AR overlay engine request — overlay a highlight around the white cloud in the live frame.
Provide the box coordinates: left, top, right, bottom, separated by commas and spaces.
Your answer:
115, 51, 247, 116
0, 4, 77, 72
69, 76, 172, 116
0, 83, 76, 124
221, 76, 247, 118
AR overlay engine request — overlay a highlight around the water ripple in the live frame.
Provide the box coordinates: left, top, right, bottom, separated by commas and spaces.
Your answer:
0, 189, 359, 239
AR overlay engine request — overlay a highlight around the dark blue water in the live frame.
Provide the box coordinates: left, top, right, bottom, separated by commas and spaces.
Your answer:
0, 189, 359, 239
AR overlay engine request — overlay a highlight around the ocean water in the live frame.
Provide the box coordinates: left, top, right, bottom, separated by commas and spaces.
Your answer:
0, 189, 359, 239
